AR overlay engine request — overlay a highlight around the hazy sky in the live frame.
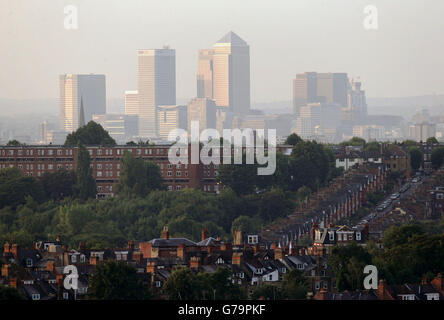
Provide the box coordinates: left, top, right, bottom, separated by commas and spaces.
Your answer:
1, 0, 444, 103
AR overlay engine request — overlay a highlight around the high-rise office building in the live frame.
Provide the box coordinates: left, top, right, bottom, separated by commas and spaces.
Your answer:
317, 73, 348, 107
347, 79, 367, 124
137, 47, 176, 138
292, 72, 318, 116
292, 72, 349, 116
59, 74, 106, 132
124, 90, 139, 116
187, 98, 217, 133
198, 31, 250, 115
197, 49, 215, 99
157, 105, 187, 141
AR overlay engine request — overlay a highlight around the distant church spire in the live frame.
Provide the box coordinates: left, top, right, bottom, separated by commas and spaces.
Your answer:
79, 97, 86, 127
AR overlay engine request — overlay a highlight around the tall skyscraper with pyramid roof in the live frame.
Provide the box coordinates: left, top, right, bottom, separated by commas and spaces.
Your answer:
197, 31, 250, 115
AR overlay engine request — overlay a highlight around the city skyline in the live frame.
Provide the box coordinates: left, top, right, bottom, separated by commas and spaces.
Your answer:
2, 0, 444, 103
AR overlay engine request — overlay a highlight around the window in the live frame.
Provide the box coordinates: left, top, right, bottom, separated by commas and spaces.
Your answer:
176, 185, 181, 191
356, 232, 361, 240
26, 258, 33, 267
97, 171, 102, 177
329, 232, 334, 241
167, 171, 172, 176
32, 294, 40, 300
176, 171, 181, 176
63, 292, 69, 300
71, 255, 77, 263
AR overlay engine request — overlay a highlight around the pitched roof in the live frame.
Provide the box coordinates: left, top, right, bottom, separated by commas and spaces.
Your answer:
216, 31, 248, 46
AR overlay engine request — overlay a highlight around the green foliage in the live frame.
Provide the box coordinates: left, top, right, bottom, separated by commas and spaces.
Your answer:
116, 151, 164, 197
0, 285, 24, 300
88, 260, 151, 300
285, 133, 303, 146
364, 141, 380, 153
409, 147, 423, 171
6, 140, 22, 146
328, 243, 372, 291
340, 137, 366, 147
426, 137, 438, 144
431, 147, 444, 168
64, 121, 116, 146
376, 224, 444, 284
0, 167, 44, 208
251, 284, 281, 300
75, 143, 96, 200
39, 169, 76, 200
163, 267, 245, 300
280, 269, 309, 299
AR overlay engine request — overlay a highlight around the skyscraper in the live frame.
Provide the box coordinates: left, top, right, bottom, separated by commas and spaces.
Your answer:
292, 72, 349, 116
317, 73, 348, 107
157, 105, 187, 141
292, 72, 318, 116
59, 74, 106, 132
124, 90, 139, 116
137, 47, 176, 138
197, 49, 215, 99
198, 31, 250, 115
187, 98, 217, 133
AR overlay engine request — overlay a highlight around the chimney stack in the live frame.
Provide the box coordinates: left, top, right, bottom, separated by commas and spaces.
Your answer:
232, 252, 243, 266
161, 226, 170, 240
201, 228, 209, 241
11, 244, 19, 259
46, 261, 55, 273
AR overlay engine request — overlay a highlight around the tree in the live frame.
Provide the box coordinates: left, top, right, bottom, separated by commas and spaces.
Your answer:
218, 162, 258, 196
251, 284, 281, 300
281, 269, 309, 299
116, 151, 164, 197
6, 140, 22, 146
328, 243, 372, 291
426, 137, 438, 144
0, 285, 24, 300
285, 133, 303, 146
88, 260, 151, 300
0, 167, 44, 208
409, 147, 423, 171
364, 141, 380, 153
64, 121, 116, 146
208, 267, 246, 300
341, 137, 366, 147
431, 147, 444, 168
163, 267, 201, 300
75, 143, 96, 200
39, 169, 76, 200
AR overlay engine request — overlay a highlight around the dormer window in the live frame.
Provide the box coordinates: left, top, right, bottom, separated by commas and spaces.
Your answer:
26, 258, 33, 267
329, 232, 334, 241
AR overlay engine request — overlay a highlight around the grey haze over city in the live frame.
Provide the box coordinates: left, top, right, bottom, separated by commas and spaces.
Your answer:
1, 0, 444, 144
